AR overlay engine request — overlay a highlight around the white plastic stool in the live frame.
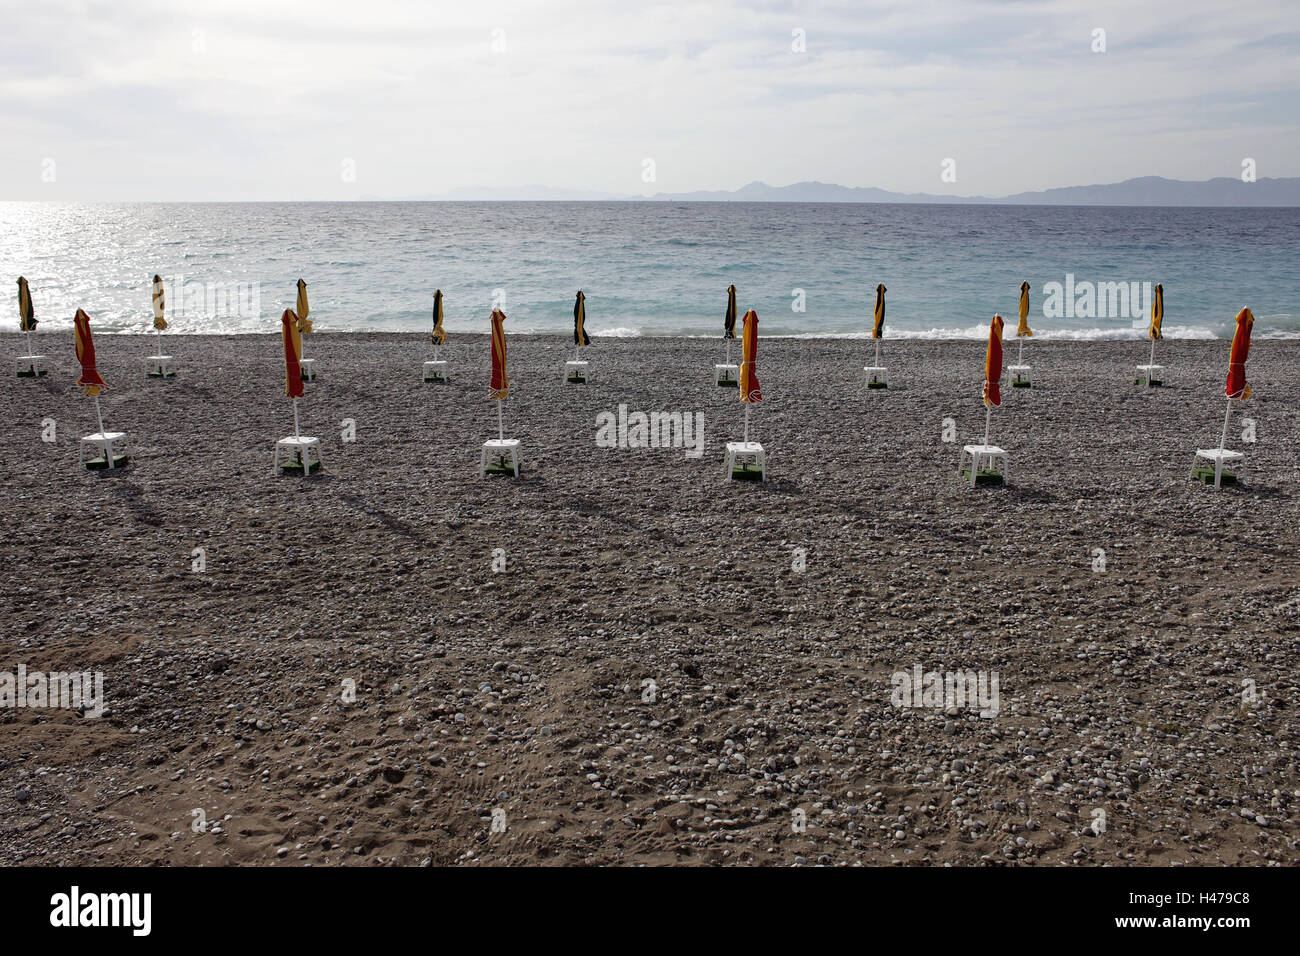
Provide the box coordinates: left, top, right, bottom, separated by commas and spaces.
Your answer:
80, 431, 128, 469
480, 439, 521, 477
959, 443, 1009, 487
299, 358, 317, 382
1008, 365, 1031, 388
725, 441, 766, 481
146, 355, 175, 377
565, 360, 589, 384
274, 436, 323, 475
16, 355, 45, 376
1193, 448, 1243, 489
715, 363, 738, 387
1135, 363, 1163, 387
864, 366, 888, 388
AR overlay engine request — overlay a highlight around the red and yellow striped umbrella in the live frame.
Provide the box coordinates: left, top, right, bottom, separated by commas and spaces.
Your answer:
1016, 282, 1033, 337
74, 309, 108, 396
740, 309, 761, 403
152, 275, 167, 330
1149, 284, 1164, 340
281, 309, 305, 399
872, 284, 886, 339
724, 285, 737, 339
983, 314, 1004, 407
489, 309, 509, 399
1226, 307, 1254, 400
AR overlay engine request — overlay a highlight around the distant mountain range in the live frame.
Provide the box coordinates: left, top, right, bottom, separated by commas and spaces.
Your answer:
371, 176, 1300, 206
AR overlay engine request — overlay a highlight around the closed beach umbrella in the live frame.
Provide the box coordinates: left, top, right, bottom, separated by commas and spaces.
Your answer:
17, 277, 36, 331
721, 283, 738, 372
295, 278, 312, 364
152, 275, 167, 330
490, 309, 509, 399
1149, 284, 1164, 340
1139, 282, 1165, 382
1207, 306, 1256, 463
574, 291, 590, 346
977, 313, 1005, 449
740, 309, 761, 403
1014, 281, 1032, 368
281, 309, 306, 400
739, 308, 761, 445
74, 309, 112, 436
1016, 282, 1033, 337
431, 289, 445, 346
869, 283, 887, 372
489, 308, 509, 442
983, 314, 1004, 409
296, 278, 310, 323
74, 309, 107, 395
1226, 307, 1254, 401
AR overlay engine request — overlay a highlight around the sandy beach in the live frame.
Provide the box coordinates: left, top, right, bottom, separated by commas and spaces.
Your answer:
2, 332, 1298, 866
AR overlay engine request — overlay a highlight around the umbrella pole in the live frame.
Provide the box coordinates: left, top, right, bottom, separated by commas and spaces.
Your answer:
725, 339, 731, 365
874, 338, 880, 368
983, 405, 991, 448
497, 399, 504, 442
93, 394, 105, 435
293, 398, 301, 440
1218, 398, 1231, 454
1018, 337, 1024, 365
743, 402, 750, 444
1150, 337, 1157, 369
24, 328, 31, 354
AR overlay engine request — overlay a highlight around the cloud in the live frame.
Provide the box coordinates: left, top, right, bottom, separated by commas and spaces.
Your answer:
1, 0, 1296, 199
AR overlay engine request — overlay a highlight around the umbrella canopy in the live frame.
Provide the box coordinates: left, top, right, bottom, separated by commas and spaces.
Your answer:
295, 279, 313, 333
74, 309, 108, 396
983, 314, 1004, 408
872, 284, 886, 339
489, 309, 509, 399
281, 309, 306, 399
740, 309, 762, 403
152, 274, 167, 330
724, 284, 737, 339
1149, 284, 1164, 340
1016, 282, 1033, 337
431, 290, 445, 346
1226, 307, 1254, 400
17, 277, 36, 332
574, 291, 590, 346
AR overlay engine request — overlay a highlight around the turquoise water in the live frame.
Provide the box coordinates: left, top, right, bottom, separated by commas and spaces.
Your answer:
1, 201, 1296, 338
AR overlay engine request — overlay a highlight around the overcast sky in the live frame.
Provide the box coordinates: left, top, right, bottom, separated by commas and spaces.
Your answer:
3, 0, 1297, 200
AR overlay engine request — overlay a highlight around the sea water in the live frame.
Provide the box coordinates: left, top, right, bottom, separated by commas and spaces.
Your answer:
1, 201, 1295, 338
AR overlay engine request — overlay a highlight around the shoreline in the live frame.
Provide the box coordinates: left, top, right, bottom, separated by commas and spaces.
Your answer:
5, 327, 1290, 341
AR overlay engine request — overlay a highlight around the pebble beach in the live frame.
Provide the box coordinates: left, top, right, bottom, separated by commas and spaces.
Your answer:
2, 332, 1298, 866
